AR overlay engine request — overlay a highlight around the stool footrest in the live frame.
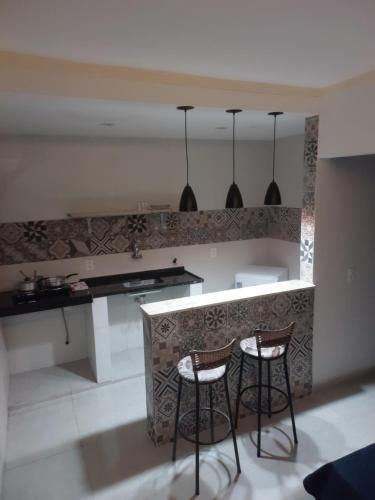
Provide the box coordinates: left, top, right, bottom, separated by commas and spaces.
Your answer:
177, 407, 231, 446
239, 384, 289, 415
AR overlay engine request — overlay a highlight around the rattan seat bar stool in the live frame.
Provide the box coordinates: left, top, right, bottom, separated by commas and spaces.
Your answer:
235, 322, 297, 457
172, 339, 241, 496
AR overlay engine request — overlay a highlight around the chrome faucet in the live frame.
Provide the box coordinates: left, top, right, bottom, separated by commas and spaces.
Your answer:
130, 240, 142, 259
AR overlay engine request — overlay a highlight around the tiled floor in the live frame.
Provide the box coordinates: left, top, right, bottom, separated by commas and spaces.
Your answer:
3, 370, 375, 500
111, 347, 145, 381
8, 347, 145, 411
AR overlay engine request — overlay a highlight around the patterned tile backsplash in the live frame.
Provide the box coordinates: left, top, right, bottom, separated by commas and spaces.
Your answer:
143, 284, 314, 445
300, 115, 319, 283
0, 206, 301, 266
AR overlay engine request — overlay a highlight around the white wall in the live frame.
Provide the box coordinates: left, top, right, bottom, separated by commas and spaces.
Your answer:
2, 238, 299, 374
318, 75, 375, 158
0, 134, 303, 222
276, 134, 304, 208
313, 155, 375, 384
0, 322, 9, 494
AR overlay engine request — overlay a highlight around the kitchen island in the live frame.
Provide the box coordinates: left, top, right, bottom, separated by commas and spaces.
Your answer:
141, 280, 315, 445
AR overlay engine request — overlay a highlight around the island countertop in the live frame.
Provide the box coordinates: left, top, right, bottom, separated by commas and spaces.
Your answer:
141, 279, 314, 317
141, 278, 315, 445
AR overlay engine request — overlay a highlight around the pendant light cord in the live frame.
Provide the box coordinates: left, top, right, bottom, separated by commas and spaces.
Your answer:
184, 109, 189, 185
232, 112, 235, 184
272, 113, 276, 181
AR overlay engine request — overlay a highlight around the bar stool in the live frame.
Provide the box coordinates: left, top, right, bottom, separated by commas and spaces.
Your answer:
172, 339, 241, 496
235, 322, 297, 457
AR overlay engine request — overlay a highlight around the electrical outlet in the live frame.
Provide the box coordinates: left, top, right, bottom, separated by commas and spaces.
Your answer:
346, 268, 354, 284
85, 259, 94, 271
210, 247, 217, 258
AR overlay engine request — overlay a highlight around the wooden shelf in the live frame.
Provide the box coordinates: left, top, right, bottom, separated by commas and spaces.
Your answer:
67, 207, 173, 218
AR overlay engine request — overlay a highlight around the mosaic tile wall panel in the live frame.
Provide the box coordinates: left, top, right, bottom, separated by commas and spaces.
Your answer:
268, 207, 301, 242
0, 207, 301, 266
301, 116, 319, 282
143, 285, 314, 445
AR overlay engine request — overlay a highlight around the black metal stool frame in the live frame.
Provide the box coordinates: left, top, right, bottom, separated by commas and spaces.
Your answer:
234, 322, 297, 457
172, 340, 241, 496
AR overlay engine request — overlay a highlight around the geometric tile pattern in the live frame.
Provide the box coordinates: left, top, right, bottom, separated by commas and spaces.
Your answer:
0, 206, 302, 265
300, 115, 319, 283
143, 285, 315, 445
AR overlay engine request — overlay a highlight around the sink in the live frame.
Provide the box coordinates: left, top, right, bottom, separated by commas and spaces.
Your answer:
123, 278, 162, 288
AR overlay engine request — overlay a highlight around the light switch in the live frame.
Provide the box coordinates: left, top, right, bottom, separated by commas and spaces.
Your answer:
85, 259, 94, 271
346, 268, 354, 284
210, 247, 217, 258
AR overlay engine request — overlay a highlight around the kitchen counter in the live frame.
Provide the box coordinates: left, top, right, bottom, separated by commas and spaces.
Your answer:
0, 267, 203, 319
141, 279, 315, 445
84, 266, 203, 298
0, 266, 204, 385
0, 289, 92, 318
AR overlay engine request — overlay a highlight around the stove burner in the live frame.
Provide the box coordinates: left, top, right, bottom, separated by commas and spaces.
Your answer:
14, 285, 70, 304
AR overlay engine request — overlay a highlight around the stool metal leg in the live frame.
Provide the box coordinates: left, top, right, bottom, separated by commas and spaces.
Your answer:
235, 350, 244, 428
224, 373, 241, 474
283, 354, 298, 445
195, 377, 200, 496
172, 376, 183, 461
209, 384, 214, 442
267, 360, 272, 419
257, 357, 263, 457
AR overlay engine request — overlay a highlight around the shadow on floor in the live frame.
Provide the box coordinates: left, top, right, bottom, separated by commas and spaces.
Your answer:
78, 370, 375, 496
79, 416, 253, 498
58, 358, 96, 383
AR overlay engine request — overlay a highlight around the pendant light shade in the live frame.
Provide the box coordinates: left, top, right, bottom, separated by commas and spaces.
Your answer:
264, 111, 283, 205
226, 183, 243, 208
264, 180, 282, 205
225, 109, 243, 208
179, 184, 197, 212
177, 105, 197, 212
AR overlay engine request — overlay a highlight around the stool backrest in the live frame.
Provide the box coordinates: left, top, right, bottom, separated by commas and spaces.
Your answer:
254, 322, 295, 350
190, 338, 236, 372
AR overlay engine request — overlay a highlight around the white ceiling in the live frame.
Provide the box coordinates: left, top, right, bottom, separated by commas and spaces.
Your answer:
0, 0, 374, 87
0, 93, 307, 140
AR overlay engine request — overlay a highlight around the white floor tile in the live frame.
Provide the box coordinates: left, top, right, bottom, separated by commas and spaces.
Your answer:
57, 359, 97, 394
72, 376, 146, 439
2, 447, 92, 500
6, 396, 79, 469
111, 348, 145, 381
8, 368, 71, 410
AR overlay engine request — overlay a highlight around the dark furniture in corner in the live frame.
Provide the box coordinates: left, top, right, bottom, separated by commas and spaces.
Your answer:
303, 444, 375, 499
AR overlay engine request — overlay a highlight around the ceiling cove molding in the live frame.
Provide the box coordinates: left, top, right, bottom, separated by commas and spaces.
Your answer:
0, 51, 320, 113
321, 69, 375, 95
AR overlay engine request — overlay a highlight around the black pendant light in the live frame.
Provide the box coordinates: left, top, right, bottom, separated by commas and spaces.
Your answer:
264, 111, 283, 205
225, 109, 243, 208
177, 105, 198, 212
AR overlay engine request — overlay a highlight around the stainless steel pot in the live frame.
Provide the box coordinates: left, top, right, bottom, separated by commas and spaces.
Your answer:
38, 273, 78, 289
17, 270, 38, 293
17, 279, 37, 293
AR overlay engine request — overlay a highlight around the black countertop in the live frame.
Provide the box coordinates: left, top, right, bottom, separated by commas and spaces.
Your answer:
0, 267, 203, 318
0, 289, 92, 318
84, 267, 203, 298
